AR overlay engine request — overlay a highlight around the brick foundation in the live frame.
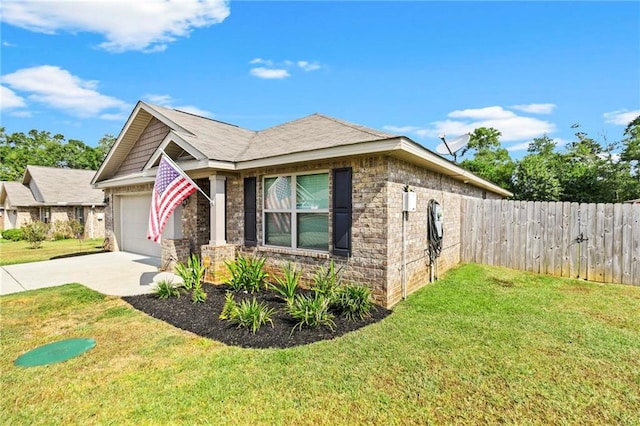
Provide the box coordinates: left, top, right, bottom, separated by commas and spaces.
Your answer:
161, 238, 191, 271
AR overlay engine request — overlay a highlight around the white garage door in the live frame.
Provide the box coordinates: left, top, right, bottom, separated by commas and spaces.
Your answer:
120, 194, 161, 257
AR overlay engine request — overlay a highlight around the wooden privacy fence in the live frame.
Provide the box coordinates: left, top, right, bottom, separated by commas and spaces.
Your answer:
460, 199, 640, 285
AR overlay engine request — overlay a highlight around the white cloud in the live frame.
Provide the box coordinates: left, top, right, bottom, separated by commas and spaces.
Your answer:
0, 85, 27, 110
1, 65, 130, 118
1, 0, 230, 53
250, 67, 290, 79
144, 93, 212, 117
448, 106, 516, 120
382, 125, 421, 133
297, 61, 321, 72
507, 137, 567, 153
2, 41, 16, 47
248, 58, 321, 79
394, 105, 556, 143
603, 109, 640, 126
511, 103, 557, 114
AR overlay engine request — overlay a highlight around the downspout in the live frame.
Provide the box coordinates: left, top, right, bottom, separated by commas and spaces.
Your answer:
402, 209, 407, 300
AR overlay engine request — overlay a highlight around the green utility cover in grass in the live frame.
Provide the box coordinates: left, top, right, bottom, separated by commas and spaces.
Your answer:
14, 338, 96, 367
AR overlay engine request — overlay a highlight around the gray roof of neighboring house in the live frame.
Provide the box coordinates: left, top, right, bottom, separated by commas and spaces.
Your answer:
23, 166, 104, 206
0, 181, 38, 207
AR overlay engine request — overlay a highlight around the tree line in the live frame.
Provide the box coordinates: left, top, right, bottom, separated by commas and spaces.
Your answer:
1, 116, 639, 203
458, 116, 640, 203
0, 128, 115, 181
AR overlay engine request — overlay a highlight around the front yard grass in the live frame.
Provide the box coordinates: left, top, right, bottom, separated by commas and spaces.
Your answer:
1, 264, 639, 424
0, 238, 104, 265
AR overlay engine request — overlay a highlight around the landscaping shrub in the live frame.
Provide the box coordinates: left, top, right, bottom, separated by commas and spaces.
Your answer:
333, 285, 374, 320
288, 294, 335, 334
269, 262, 301, 305
225, 254, 268, 293
219, 291, 238, 320
153, 279, 181, 299
191, 281, 207, 303
2, 228, 23, 241
22, 220, 49, 249
311, 260, 343, 301
219, 292, 275, 333
174, 254, 205, 290
50, 219, 84, 240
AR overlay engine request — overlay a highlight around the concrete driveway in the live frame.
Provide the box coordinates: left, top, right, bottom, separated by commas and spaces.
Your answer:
1, 252, 180, 297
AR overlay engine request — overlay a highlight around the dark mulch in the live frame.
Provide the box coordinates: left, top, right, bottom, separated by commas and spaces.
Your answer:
122, 284, 392, 349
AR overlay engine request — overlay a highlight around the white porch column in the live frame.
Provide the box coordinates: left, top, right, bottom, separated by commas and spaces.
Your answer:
209, 175, 227, 246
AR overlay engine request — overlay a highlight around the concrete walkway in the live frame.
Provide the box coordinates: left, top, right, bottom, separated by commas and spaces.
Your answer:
1, 252, 180, 297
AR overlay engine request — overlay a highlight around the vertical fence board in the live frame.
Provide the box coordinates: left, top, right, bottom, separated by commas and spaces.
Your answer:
475, 199, 484, 264
517, 201, 527, 271
621, 204, 632, 285
568, 203, 579, 279
593, 204, 605, 282
612, 203, 623, 284
526, 202, 535, 272
632, 205, 640, 285
603, 204, 614, 283
501, 200, 511, 267
543, 201, 554, 275
553, 202, 563, 277
579, 204, 589, 279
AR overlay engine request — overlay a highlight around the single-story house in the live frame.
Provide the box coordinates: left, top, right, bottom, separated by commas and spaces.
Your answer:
93, 101, 511, 307
0, 166, 106, 239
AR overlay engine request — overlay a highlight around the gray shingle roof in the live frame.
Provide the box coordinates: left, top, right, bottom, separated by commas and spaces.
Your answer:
238, 113, 397, 162
1, 181, 38, 206
24, 166, 104, 205
143, 103, 255, 161
143, 103, 397, 162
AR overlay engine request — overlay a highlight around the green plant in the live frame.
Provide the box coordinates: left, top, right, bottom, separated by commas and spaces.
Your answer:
311, 260, 343, 301
22, 220, 49, 249
225, 254, 269, 293
219, 292, 274, 333
2, 228, 23, 241
191, 281, 207, 304
50, 219, 84, 240
219, 291, 238, 320
174, 254, 205, 290
269, 262, 301, 305
333, 285, 373, 320
288, 293, 335, 334
153, 279, 181, 299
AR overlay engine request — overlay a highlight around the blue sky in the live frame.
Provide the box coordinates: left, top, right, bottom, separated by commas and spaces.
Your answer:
1, 1, 638, 159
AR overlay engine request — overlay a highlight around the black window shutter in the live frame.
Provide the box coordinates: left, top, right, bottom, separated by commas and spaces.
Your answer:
244, 177, 257, 246
332, 167, 352, 257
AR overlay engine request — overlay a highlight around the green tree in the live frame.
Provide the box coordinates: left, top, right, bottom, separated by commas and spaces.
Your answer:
96, 134, 116, 161
459, 127, 515, 192
512, 136, 562, 201
0, 128, 106, 181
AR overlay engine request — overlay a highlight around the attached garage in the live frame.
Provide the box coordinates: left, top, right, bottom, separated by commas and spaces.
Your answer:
116, 194, 183, 257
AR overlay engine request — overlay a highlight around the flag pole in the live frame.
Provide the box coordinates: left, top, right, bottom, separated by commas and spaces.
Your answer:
159, 151, 215, 205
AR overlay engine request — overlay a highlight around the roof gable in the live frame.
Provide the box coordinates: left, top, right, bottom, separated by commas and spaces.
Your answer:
1, 181, 38, 207
23, 166, 104, 205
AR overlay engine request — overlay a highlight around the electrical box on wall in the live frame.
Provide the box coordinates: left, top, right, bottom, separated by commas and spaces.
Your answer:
402, 191, 417, 212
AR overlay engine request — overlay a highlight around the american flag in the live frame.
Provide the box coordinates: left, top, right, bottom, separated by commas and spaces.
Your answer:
147, 155, 197, 243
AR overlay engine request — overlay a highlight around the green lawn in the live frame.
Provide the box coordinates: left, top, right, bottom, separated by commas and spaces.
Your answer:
0, 238, 105, 265
1, 264, 639, 425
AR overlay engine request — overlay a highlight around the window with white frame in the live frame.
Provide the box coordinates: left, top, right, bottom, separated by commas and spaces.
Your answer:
263, 172, 329, 251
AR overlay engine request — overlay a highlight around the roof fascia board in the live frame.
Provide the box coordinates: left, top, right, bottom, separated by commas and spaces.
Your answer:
92, 101, 148, 184
398, 138, 513, 197
94, 159, 235, 189
143, 132, 207, 171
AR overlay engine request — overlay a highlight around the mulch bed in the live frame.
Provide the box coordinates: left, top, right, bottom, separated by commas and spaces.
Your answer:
123, 284, 392, 349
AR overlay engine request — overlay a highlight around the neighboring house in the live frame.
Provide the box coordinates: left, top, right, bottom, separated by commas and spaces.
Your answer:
93, 101, 512, 307
0, 166, 106, 239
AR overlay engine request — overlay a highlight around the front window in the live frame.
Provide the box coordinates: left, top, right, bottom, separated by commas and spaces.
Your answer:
75, 207, 85, 226
40, 207, 51, 223
263, 173, 329, 251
